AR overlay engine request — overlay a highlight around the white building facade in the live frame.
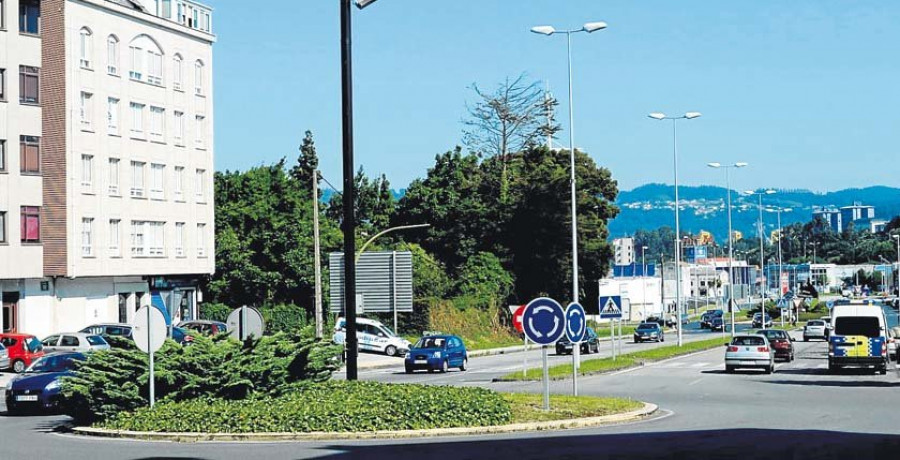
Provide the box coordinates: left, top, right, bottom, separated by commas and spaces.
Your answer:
613, 237, 635, 266
0, 0, 215, 339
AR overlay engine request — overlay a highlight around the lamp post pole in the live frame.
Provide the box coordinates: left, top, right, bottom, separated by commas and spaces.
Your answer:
642, 245, 648, 320
745, 189, 776, 330
649, 112, 702, 346
707, 162, 745, 337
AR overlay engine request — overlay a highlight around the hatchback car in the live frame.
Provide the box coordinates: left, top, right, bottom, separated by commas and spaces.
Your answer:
177, 320, 228, 336
633, 322, 665, 343
556, 327, 600, 355
751, 313, 774, 328
725, 334, 775, 373
0, 333, 45, 373
41, 333, 110, 353
701, 310, 724, 329
756, 329, 795, 361
405, 335, 467, 373
803, 320, 828, 341
710, 317, 726, 332
5, 352, 86, 414
80, 323, 133, 339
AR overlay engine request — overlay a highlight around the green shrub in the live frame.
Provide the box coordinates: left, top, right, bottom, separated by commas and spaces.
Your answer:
198, 302, 232, 322
99, 381, 512, 433
260, 303, 313, 334
423, 300, 521, 350
62, 330, 342, 425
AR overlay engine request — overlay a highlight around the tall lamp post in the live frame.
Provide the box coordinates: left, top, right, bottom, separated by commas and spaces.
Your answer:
771, 207, 792, 327
707, 162, 747, 337
893, 235, 900, 326
649, 111, 702, 346
341, 0, 382, 380
745, 189, 776, 330
641, 245, 649, 319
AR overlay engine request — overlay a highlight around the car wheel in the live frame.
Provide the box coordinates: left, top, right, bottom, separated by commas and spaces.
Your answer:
441, 359, 448, 373
460, 359, 467, 372
12, 359, 25, 373
384, 345, 398, 357
661, 336, 665, 342
880, 366, 887, 375
803, 336, 808, 342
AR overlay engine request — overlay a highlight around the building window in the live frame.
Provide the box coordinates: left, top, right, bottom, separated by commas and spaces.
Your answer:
0, 68, 5, 101
130, 161, 145, 197
20, 206, 40, 243
195, 168, 205, 202
107, 35, 119, 75
194, 60, 204, 95
131, 221, 164, 257
130, 221, 144, 256
79, 92, 93, 129
150, 106, 165, 140
109, 219, 121, 256
175, 222, 185, 257
194, 115, 205, 148
0, 139, 6, 172
161, 0, 172, 19
81, 154, 93, 189
0, 0, 5, 31
147, 50, 163, 85
197, 223, 206, 257
150, 163, 165, 200
173, 166, 184, 200
19, 0, 40, 35
130, 102, 144, 135
108, 158, 119, 195
19, 135, 39, 174
107, 97, 119, 134
79, 28, 93, 69
129, 46, 143, 80
172, 54, 183, 90
81, 218, 93, 256
173, 111, 184, 145
19, 66, 39, 104
0, 211, 6, 244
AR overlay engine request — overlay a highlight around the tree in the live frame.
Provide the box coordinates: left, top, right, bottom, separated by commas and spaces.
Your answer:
326, 167, 397, 235
289, 130, 320, 201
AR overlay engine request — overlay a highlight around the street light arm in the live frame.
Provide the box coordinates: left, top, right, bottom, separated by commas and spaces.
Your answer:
356, 224, 430, 262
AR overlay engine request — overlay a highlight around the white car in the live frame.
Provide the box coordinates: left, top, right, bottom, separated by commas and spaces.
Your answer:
725, 334, 775, 374
40, 333, 110, 353
333, 317, 411, 357
803, 320, 828, 341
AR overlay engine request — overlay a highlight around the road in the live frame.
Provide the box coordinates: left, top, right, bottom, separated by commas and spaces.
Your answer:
2, 322, 900, 459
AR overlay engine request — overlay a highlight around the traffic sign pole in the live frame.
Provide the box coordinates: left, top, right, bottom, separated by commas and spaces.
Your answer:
542, 345, 550, 411
573, 341, 579, 396
523, 298, 566, 411
148, 306, 154, 408
611, 320, 615, 360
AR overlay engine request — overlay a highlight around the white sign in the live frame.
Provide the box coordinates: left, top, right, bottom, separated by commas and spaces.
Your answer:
227, 306, 266, 341
133, 306, 167, 354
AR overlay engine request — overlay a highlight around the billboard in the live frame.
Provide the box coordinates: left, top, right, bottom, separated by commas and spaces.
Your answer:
329, 251, 413, 313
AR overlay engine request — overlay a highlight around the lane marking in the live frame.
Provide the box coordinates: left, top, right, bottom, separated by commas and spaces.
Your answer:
687, 377, 704, 386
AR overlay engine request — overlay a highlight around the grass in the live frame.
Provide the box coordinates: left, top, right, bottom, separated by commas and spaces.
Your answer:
498, 336, 730, 381
504, 393, 642, 423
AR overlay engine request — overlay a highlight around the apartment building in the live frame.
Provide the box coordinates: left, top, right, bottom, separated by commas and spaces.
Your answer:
0, 0, 215, 339
612, 237, 635, 266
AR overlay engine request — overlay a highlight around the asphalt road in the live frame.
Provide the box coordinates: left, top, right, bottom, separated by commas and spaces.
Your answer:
3, 325, 900, 459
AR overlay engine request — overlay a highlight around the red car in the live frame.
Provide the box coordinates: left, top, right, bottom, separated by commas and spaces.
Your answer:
0, 333, 46, 373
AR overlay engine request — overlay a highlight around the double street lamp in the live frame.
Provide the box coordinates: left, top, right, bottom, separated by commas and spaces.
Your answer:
648, 112, 702, 346
707, 162, 747, 337
770, 206, 792, 326
745, 189, 776, 330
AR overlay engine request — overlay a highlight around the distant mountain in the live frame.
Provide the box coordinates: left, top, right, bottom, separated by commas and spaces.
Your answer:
610, 184, 900, 240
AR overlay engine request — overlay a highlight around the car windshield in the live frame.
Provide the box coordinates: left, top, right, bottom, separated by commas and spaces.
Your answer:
834, 317, 880, 337
732, 336, 766, 346
637, 324, 658, 330
808, 321, 825, 326
415, 337, 447, 349
380, 325, 397, 337
26, 354, 83, 373
26, 337, 43, 352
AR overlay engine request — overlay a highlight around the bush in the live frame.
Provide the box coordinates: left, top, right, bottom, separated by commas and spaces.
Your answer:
423, 299, 521, 350
455, 252, 514, 304
198, 302, 232, 322
260, 303, 312, 334
99, 381, 512, 433
62, 329, 342, 425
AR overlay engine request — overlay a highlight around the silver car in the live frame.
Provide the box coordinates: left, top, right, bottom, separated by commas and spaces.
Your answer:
725, 334, 775, 374
803, 320, 828, 341
41, 333, 110, 353
0, 343, 9, 370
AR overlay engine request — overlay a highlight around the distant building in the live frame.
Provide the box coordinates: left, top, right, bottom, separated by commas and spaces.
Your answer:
812, 208, 842, 232
870, 219, 888, 233
837, 202, 876, 232
613, 237, 635, 266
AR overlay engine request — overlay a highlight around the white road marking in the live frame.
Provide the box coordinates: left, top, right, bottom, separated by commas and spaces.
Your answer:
687, 377, 704, 386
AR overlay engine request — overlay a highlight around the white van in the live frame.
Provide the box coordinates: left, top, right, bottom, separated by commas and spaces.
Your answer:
333, 317, 411, 357
828, 304, 888, 374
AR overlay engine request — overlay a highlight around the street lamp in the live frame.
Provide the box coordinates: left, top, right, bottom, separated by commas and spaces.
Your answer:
641, 245, 649, 320
649, 111, 702, 346
530, 21, 607, 306
745, 189, 776, 330
531, 21, 606, 400
769, 206, 792, 326
707, 162, 747, 337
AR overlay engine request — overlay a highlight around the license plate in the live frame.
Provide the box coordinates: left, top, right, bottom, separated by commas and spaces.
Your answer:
414, 360, 427, 364
16, 395, 38, 402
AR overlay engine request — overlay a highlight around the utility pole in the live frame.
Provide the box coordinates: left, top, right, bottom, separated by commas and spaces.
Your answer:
313, 169, 323, 338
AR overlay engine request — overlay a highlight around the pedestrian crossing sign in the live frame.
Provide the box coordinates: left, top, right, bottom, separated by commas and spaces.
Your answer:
598, 296, 623, 319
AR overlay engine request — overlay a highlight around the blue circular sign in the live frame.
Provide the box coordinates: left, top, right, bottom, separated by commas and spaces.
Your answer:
523, 297, 566, 345
565, 302, 587, 343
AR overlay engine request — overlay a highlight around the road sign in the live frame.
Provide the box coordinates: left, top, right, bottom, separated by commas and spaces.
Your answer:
522, 297, 565, 345
512, 305, 526, 334
227, 306, 266, 340
599, 296, 623, 319
133, 306, 167, 354
565, 302, 587, 343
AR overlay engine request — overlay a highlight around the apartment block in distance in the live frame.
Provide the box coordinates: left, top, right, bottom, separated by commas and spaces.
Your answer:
0, 0, 215, 339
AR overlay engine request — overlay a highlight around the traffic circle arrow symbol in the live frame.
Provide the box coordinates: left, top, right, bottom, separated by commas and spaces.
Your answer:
522, 297, 566, 345
565, 302, 587, 343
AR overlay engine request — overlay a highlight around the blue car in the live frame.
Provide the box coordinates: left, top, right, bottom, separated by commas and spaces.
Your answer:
405, 335, 467, 373
5, 352, 85, 414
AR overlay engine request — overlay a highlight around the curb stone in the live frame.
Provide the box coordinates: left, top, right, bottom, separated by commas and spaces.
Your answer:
69, 402, 658, 443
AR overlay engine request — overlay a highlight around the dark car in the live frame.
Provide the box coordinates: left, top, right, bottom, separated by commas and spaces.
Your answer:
405, 335, 467, 373
666, 314, 690, 328
645, 316, 666, 327
756, 329, 794, 361
710, 317, 726, 332
752, 313, 774, 329
79, 323, 133, 339
172, 327, 195, 346
701, 310, 724, 329
0, 333, 45, 373
634, 322, 665, 343
556, 327, 600, 355
5, 352, 85, 414
177, 320, 228, 336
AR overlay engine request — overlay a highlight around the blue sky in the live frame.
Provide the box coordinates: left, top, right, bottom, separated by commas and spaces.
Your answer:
208, 0, 899, 193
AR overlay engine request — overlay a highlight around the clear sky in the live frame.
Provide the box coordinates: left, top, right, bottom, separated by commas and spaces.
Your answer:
208, 0, 899, 193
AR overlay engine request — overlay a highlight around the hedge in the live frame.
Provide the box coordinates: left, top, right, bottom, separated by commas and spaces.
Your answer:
99, 381, 512, 433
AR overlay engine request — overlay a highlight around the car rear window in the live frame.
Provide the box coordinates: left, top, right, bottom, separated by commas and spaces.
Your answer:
415, 337, 447, 349
834, 317, 881, 337
808, 321, 824, 326
732, 336, 765, 346
86, 335, 107, 346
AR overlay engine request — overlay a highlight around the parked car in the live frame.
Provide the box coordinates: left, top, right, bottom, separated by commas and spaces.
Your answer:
0, 333, 45, 373
633, 322, 665, 343
725, 334, 775, 374
710, 317, 726, 332
701, 310, 724, 329
803, 320, 828, 341
79, 323, 134, 340
334, 317, 410, 357
556, 327, 600, 355
0, 343, 9, 370
177, 320, 228, 336
666, 313, 690, 328
751, 313, 774, 328
40, 333, 110, 353
756, 329, 795, 361
5, 352, 86, 414
171, 327, 195, 346
404, 335, 467, 373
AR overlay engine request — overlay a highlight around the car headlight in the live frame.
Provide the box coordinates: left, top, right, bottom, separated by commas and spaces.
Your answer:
432, 351, 441, 358
45, 380, 61, 392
